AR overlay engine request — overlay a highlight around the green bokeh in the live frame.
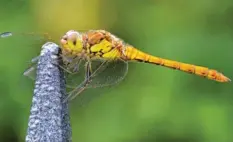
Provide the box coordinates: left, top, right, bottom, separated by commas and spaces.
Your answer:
0, 0, 232, 142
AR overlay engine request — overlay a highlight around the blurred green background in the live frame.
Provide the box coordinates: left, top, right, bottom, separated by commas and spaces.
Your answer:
0, 0, 233, 142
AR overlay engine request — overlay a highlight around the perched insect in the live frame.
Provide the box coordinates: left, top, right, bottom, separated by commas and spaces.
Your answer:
0, 30, 231, 102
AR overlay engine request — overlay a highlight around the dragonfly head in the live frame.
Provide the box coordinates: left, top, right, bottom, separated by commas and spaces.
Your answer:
60, 30, 83, 52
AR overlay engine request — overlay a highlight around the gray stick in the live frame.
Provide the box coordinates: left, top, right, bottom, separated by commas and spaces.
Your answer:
25, 42, 72, 142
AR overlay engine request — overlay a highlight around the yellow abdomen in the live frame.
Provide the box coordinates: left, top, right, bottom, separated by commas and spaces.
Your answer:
123, 45, 230, 82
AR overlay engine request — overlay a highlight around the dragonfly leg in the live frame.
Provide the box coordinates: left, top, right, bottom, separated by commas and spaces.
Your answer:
85, 61, 92, 80
72, 59, 82, 73
63, 61, 92, 102
72, 64, 79, 72
66, 58, 82, 73
54, 61, 74, 74
63, 60, 108, 103
58, 54, 82, 74
50, 55, 76, 74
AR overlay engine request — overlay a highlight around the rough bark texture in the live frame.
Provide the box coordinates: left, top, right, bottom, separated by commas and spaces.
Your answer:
26, 42, 72, 142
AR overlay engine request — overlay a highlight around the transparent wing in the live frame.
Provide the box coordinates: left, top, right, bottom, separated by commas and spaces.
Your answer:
24, 54, 129, 90
63, 59, 128, 102
2, 31, 58, 80
23, 55, 82, 81
65, 59, 128, 89
89, 59, 128, 88
23, 56, 40, 80
23, 64, 37, 80
23, 55, 86, 86
23, 42, 129, 103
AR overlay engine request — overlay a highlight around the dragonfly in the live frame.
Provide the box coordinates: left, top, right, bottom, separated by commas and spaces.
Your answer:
0, 30, 231, 102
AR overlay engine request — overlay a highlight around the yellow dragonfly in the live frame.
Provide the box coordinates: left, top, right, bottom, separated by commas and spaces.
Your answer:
0, 30, 231, 102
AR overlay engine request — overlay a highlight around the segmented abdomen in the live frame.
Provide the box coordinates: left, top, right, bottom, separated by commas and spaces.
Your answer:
122, 45, 230, 82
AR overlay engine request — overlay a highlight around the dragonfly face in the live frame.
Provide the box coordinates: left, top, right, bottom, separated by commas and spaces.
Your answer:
60, 30, 84, 53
